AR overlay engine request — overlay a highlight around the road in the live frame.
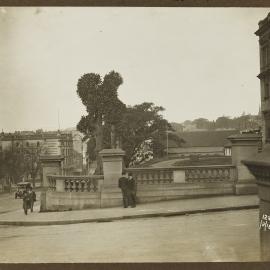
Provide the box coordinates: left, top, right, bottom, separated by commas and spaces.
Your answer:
0, 191, 40, 214
0, 208, 260, 262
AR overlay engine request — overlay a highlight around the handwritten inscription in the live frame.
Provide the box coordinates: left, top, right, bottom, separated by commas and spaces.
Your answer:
259, 214, 270, 231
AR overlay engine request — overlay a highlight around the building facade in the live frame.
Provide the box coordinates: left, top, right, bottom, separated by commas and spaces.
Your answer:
256, 14, 270, 144
0, 130, 74, 178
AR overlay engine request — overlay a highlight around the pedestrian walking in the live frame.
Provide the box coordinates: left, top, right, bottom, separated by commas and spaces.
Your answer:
22, 185, 31, 215
118, 172, 129, 208
22, 184, 36, 215
127, 172, 137, 208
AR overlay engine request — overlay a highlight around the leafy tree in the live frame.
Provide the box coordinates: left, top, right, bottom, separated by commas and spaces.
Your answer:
0, 143, 41, 188
215, 116, 232, 129
76, 71, 126, 173
117, 102, 184, 166
193, 118, 211, 130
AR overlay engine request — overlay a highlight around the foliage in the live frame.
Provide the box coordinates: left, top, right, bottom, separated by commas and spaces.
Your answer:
76, 71, 126, 173
76, 72, 185, 169
117, 102, 185, 166
181, 113, 262, 131
0, 146, 40, 184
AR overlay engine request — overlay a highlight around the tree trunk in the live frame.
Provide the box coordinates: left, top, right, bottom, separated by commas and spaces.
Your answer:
111, 124, 116, 149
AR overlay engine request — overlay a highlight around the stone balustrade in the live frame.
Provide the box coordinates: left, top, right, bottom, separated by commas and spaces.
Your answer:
126, 168, 174, 184
47, 175, 103, 192
184, 165, 236, 182
126, 165, 236, 184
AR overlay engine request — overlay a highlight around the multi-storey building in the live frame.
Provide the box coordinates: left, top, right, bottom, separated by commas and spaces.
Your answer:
255, 13, 270, 144
0, 130, 74, 176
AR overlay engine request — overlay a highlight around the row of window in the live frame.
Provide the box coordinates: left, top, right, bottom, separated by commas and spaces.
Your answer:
14, 141, 41, 147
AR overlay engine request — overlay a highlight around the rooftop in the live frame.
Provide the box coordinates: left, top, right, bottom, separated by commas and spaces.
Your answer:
168, 130, 240, 148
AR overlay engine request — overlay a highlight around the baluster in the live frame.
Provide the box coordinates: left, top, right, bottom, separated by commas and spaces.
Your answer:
162, 171, 166, 183
81, 179, 85, 192
200, 169, 205, 181
226, 168, 230, 180
69, 179, 74, 192
75, 180, 78, 192
64, 180, 68, 192
185, 170, 190, 182
196, 169, 201, 181
92, 178, 98, 192
86, 179, 91, 192
53, 179, 56, 191
152, 171, 156, 184
209, 168, 214, 182
221, 168, 226, 181
156, 171, 159, 184
146, 171, 149, 182
228, 168, 231, 180
219, 169, 223, 181
169, 171, 173, 183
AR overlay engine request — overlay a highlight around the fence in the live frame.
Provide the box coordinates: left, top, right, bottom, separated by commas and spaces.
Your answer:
47, 175, 103, 192
126, 165, 236, 184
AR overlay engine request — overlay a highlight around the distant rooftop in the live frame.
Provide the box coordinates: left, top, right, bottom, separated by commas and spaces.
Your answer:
168, 130, 240, 148
0, 130, 72, 141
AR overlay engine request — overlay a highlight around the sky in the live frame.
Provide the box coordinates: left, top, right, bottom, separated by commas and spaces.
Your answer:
0, 7, 269, 132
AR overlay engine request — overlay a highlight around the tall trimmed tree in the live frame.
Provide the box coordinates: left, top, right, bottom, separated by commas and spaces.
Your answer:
76, 71, 126, 173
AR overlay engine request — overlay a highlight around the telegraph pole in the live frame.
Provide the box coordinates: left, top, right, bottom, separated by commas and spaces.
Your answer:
166, 127, 169, 159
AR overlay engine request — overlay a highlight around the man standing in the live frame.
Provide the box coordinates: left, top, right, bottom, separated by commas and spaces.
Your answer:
29, 186, 36, 212
127, 172, 136, 208
118, 172, 129, 208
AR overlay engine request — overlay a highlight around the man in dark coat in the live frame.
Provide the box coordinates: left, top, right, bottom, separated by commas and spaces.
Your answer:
22, 185, 36, 214
118, 172, 129, 208
127, 172, 136, 208
22, 186, 31, 215
29, 186, 36, 212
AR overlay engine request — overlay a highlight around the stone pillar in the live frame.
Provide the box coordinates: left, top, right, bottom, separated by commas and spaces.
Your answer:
39, 155, 64, 211
99, 148, 125, 186
99, 148, 125, 208
228, 134, 261, 195
40, 155, 64, 188
243, 143, 270, 261
56, 178, 65, 192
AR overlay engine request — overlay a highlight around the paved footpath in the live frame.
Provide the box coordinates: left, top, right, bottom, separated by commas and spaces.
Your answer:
0, 194, 259, 226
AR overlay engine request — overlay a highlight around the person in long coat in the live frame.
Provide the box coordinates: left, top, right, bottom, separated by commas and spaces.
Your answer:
118, 172, 129, 208
22, 187, 31, 215
29, 186, 36, 212
127, 172, 137, 208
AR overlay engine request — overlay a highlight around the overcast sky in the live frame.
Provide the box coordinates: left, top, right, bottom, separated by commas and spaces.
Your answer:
0, 7, 269, 132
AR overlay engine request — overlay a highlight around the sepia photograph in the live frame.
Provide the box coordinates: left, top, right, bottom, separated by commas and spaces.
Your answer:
0, 5, 270, 264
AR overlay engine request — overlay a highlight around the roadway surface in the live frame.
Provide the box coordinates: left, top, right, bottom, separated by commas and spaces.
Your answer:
0, 208, 260, 262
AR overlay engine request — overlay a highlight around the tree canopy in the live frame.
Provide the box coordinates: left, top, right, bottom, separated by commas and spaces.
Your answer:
76, 71, 126, 173
76, 72, 183, 169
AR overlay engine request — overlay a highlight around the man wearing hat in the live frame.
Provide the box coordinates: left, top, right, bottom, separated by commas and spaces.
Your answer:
118, 171, 129, 208
127, 172, 136, 208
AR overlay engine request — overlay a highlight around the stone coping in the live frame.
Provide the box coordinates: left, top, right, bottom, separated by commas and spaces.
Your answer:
47, 174, 104, 179
127, 164, 236, 171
